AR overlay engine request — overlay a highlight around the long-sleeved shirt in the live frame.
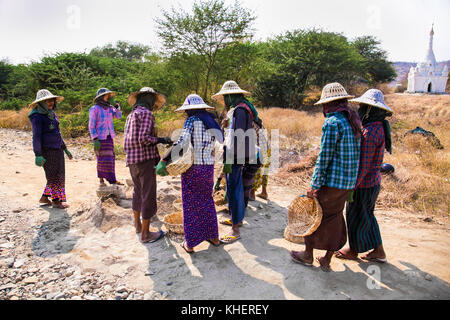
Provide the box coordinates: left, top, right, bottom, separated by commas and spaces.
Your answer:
311, 112, 360, 190
223, 104, 257, 165
163, 116, 216, 165
355, 122, 385, 189
89, 104, 122, 141
30, 113, 66, 156
123, 106, 160, 165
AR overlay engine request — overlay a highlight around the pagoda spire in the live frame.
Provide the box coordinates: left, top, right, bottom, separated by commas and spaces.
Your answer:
426, 23, 437, 66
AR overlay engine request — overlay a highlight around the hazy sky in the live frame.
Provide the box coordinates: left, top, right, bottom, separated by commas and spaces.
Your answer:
0, 0, 449, 64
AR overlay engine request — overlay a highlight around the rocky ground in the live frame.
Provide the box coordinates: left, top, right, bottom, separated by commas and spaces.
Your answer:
0, 128, 449, 300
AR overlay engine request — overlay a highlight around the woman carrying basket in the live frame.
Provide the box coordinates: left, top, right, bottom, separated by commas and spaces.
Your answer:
335, 89, 392, 263
290, 83, 361, 272
156, 94, 223, 253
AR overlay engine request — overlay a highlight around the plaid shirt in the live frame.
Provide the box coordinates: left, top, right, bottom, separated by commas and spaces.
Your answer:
123, 106, 160, 165
311, 112, 361, 190
355, 122, 385, 189
174, 116, 216, 165
89, 104, 122, 140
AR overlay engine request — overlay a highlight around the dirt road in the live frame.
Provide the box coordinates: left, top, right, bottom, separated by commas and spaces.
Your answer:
0, 128, 449, 300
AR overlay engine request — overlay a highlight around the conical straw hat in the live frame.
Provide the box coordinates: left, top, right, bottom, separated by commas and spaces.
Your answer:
29, 89, 64, 107
93, 88, 116, 103
175, 94, 215, 112
211, 80, 250, 106
127, 87, 166, 110
314, 82, 354, 105
349, 89, 393, 114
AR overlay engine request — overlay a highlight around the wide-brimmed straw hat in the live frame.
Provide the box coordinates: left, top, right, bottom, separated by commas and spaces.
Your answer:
349, 89, 393, 114
93, 88, 116, 103
29, 89, 64, 108
314, 82, 354, 105
211, 80, 250, 106
127, 87, 166, 110
175, 94, 215, 113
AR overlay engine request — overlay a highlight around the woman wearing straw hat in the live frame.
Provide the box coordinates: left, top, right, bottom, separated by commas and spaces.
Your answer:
335, 89, 392, 264
89, 88, 123, 186
156, 94, 223, 253
28, 89, 73, 209
211, 80, 261, 244
124, 87, 172, 243
290, 83, 361, 272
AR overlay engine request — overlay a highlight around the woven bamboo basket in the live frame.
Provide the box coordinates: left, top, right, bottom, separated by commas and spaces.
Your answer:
163, 211, 184, 234
166, 145, 193, 176
172, 199, 183, 211
213, 189, 227, 206
283, 226, 304, 244
287, 195, 322, 237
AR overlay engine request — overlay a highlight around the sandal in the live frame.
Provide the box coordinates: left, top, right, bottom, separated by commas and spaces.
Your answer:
219, 218, 243, 227
180, 241, 194, 254
335, 250, 358, 261
220, 235, 241, 244
361, 255, 387, 263
142, 230, 165, 244
290, 251, 313, 267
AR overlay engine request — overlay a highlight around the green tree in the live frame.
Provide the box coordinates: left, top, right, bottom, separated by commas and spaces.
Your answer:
156, 0, 256, 101
90, 41, 152, 61
351, 36, 396, 84
254, 29, 365, 108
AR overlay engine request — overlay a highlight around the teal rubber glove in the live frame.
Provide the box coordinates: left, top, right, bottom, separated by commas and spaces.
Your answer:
214, 178, 222, 191
223, 163, 232, 174
93, 139, 101, 151
155, 161, 169, 176
64, 148, 73, 159
35, 156, 46, 167
108, 96, 116, 106
346, 190, 354, 203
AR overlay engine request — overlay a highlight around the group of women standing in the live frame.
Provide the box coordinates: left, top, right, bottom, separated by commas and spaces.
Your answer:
29, 80, 391, 271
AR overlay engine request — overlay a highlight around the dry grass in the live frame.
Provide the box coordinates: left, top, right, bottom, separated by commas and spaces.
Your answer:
259, 107, 323, 152
0, 108, 32, 131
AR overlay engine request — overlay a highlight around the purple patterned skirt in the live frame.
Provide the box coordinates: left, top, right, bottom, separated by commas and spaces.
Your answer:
95, 135, 117, 184
181, 165, 219, 248
42, 148, 66, 202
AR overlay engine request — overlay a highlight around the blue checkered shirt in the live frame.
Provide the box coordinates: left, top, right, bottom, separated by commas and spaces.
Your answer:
174, 116, 215, 165
311, 112, 361, 190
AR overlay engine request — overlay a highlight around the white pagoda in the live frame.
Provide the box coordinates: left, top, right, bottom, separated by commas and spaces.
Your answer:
407, 25, 448, 93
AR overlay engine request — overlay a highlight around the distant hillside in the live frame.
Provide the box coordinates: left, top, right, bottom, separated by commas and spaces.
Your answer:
392, 60, 450, 85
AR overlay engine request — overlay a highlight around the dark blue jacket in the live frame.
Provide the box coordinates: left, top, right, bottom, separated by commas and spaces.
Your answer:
30, 113, 66, 156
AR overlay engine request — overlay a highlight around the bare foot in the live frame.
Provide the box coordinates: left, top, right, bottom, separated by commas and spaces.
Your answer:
112, 181, 124, 186
290, 250, 313, 266
249, 190, 256, 201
